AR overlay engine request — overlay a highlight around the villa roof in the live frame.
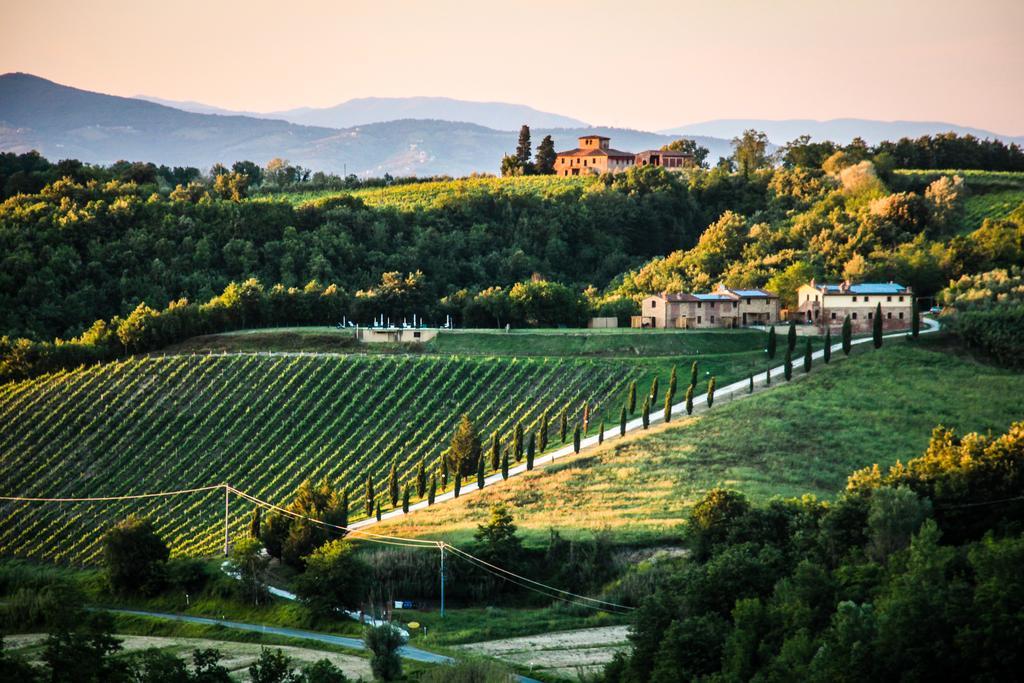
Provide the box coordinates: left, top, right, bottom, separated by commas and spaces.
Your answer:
815, 282, 909, 295
555, 147, 635, 158
694, 293, 734, 301
655, 292, 700, 302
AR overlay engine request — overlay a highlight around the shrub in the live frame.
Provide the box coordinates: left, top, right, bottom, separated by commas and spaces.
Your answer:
102, 515, 169, 596
365, 624, 406, 681
295, 539, 369, 619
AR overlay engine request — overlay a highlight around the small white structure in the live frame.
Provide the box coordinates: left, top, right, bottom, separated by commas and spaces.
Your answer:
355, 327, 438, 344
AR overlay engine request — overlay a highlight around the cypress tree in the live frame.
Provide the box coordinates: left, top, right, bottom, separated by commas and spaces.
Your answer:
766, 368, 771, 385
668, 366, 678, 400
573, 423, 581, 453
501, 450, 509, 479
628, 380, 637, 414
619, 405, 627, 436
365, 475, 374, 516
402, 484, 410, 513
767, 325, 777, 359
526, 433, 536, 470
477, 455, 485, 489
416, 460, 426, 498
375, 500, 382, 521
784, 348, 793, 380
428, 474, 437, 505
803, 337, 812, 373
515, 124, 532, 168
911, 299, 920, 338
454, 471, 461, 498
448, 413, 482, 478
663, 391, 672, 423
642, 397, 650, 429
340, 489, 349, 530
824, 328, 832, 364
388, 463, 399, 506
599, 417, 605, 444
842, 315, 852, 355
535, 134, 556, 174
249, 506, 261, 539
539, 409, 549, 452
706, 377, 716, 408
513, 422, 523, 462
489, 432, 500, 470
685, 384, 694, 415
787, 320, 797, 353
559, 408, 568, 443
748, 374, 754, 394
582, 401, 590, 433
689, 361, 698, 388
650, 377, 659, 404
873, 302, 883, 348
440, 459, 449, 489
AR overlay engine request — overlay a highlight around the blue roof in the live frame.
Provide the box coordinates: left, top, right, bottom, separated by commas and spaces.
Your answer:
694, 293, 732, 301
820, 283, 906, 294
732, 289, 771, 297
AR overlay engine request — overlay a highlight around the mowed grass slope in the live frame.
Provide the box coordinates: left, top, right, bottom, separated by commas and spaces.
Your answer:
374, 343, 1024, 546
0, 354, 637, 562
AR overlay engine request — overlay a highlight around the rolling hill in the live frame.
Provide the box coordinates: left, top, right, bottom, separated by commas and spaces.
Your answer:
0, 73, 729, 176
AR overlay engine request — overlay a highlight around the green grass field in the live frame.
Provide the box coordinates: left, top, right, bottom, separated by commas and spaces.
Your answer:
374, 342, 1024, 546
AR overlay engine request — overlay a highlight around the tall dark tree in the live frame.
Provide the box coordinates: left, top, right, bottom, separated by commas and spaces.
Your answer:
416, 460, 426, 498
375, 500, 382, 521
539, 409, 550, 452
911, 299, 921, 338
454, 471, 461, 498
365, 475, 375, 516
526, 433, 536, 470
766, 368, 771, 385
339, 489, 349, 530
619, 404, 627, 436
748, 374, 754, 394
787, 320, 797, 353
573, 423, 581, 453
515, 125, 533, 171
873, 302, 884, 348
803, 337, 813, 373
535, 135, 556, 175
513, 422, 524, 462
428, 474, 437, 505
668, 366, 678, 401
489, 432, 500, 470
599, 417, 605, 444
628, 380, 638, 414
690, 361, 699, 388
642, 397, 651, 429
448, 413, 482, 477
250, 506, 261, 539
784, 348, 793, 380
477, 455, 485, 489
664, 392, 673, 423
685, 384, 694, 415
706, 377, 716, 408
842, 315, 853, 355
824, 328, 832, 363
388, 463, 399, 507
559, 408, 568, 443
650, 376, 660, 404
582, 401, 590, 433
402, 484, 410, 513
767, 326, 777, 359
501, 450, 509, 479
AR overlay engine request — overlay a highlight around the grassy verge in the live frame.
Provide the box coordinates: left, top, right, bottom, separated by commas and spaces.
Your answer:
373, 341, 1024, 545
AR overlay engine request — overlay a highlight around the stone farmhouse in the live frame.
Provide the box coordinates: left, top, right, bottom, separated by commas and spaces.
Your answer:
633, 284, 780, 329
795, 280, 913, 331
554, 135, 693, 176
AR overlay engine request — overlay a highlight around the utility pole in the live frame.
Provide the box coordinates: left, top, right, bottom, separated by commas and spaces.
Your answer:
439, 542, 446, 618
224, 485, 230, 557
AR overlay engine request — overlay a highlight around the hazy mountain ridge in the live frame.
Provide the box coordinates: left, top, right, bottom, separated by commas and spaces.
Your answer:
662, 118, 1024, 146
1, 73, 731, 176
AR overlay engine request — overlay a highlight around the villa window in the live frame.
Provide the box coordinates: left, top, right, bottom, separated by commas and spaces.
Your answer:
865, 296, 870, 302
746, 298, 751, 305
887, 312, 892, 319
899, 296, 904, 302
831, 312, 837, 320
899, 312, 904, 319
650, 300, 656, 308
868, 312, 873, 320
710, 316, 715, 323
732, 302, 737, 309
697, 316, 702, 324
853, 313, 858, 320
887, 296, 892, 302
697, 302, 702, 308
852, 296, 857, 302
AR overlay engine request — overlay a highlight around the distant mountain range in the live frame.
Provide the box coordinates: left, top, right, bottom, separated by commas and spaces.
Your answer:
0, 73, 729, 176
139, 94, 590, 131
661, 118, 1024, 146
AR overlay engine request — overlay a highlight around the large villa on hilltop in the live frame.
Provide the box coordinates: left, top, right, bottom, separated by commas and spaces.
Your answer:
633, 285, 781, 329
796, 280, 913, 331
554, 135, 694, 176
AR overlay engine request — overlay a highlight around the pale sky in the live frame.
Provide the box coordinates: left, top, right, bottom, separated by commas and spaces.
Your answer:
2, 0, 1022, 134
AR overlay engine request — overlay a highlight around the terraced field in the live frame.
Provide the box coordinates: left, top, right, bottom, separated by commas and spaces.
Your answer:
0, 353, 638, 563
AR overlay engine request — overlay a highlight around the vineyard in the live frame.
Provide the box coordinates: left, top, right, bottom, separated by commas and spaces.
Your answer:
0, 353, 638, 563
264, 175, 595, 210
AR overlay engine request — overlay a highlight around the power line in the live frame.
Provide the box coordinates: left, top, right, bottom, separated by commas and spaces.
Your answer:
0, 484, 225, 503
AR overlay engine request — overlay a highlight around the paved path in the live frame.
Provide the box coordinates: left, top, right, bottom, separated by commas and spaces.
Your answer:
350, 318, 941, 530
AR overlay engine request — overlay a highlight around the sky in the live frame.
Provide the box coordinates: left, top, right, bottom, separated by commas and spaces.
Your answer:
2, 0, 1023, 135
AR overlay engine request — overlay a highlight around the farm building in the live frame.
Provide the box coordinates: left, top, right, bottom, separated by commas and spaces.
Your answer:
632, 285, 780, 329
553, 135, 696, 176
795, 280, 913, 331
